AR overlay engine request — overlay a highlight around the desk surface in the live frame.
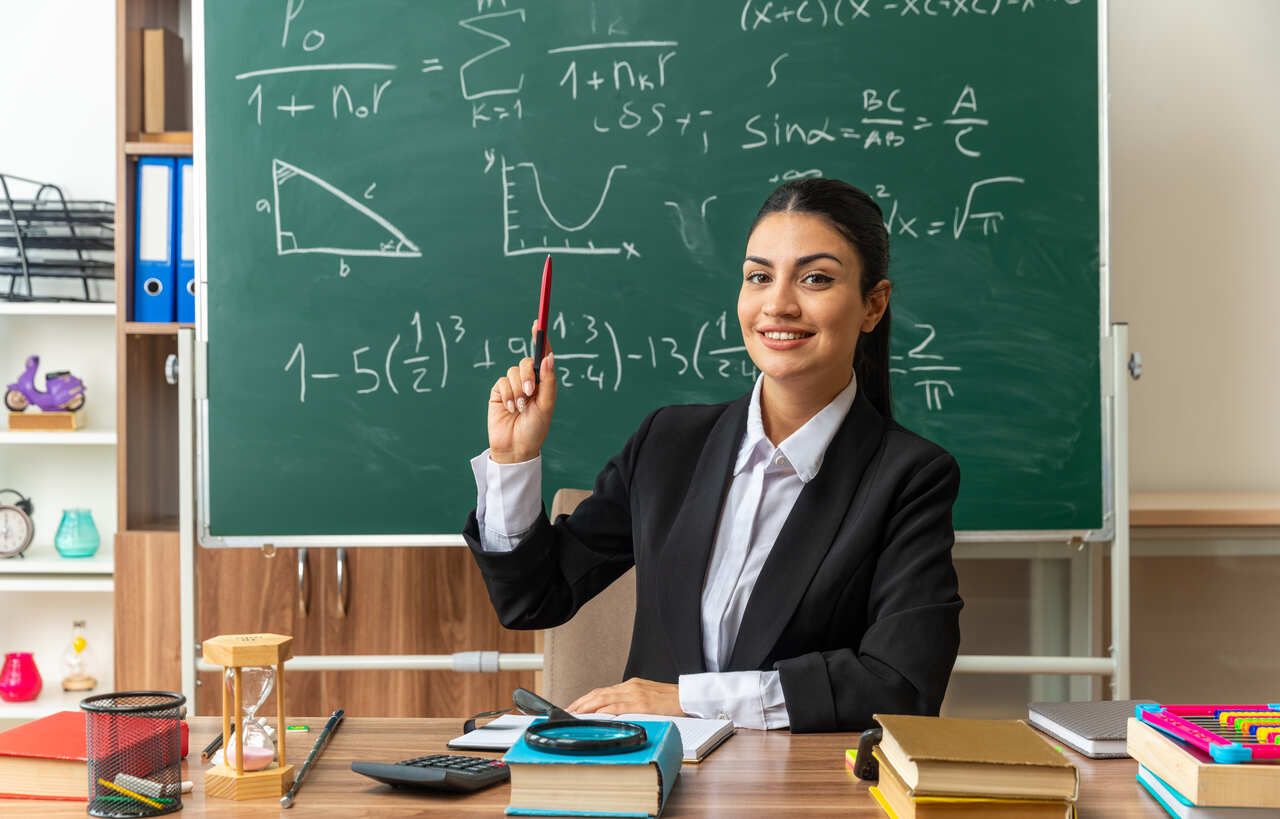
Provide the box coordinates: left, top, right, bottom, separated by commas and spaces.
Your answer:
9, 716, 1164, 817
1131, 491, 1280, 526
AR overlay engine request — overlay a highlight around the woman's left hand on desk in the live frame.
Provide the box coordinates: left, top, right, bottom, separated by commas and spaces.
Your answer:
567, 678, 683, 717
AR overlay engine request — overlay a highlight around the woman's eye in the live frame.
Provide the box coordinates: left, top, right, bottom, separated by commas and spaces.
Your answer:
803, 272, 834, 285
745, 271, 770, 284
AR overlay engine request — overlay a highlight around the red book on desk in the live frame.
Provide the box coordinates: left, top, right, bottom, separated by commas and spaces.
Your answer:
0, 710, 188, 801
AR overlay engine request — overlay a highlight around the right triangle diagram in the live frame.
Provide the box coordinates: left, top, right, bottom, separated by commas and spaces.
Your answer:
272, 158, 421, 258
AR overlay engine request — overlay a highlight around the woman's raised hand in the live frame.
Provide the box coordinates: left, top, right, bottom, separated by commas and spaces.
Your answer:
487, 324, 556, 464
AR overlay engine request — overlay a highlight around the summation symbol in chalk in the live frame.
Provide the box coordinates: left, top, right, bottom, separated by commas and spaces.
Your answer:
272, 159, 421, 259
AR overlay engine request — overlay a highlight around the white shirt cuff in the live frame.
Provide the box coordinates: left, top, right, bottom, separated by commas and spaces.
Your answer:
677, 670, 790, 730
470, 449, 543, 552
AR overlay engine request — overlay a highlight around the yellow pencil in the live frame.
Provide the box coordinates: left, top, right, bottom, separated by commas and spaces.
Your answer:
97, 777, 164, 809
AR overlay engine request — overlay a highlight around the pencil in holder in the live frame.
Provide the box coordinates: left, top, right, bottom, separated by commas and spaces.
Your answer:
80, 691, 186, 817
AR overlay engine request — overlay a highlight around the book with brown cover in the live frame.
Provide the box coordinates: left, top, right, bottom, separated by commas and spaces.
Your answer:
874, 714, 1079, 801
125, 28, 143, 136
0, 711, 189, 801
1126, 717, 1280, 808
870, 747, 1073, 818
142, 27, 187, 132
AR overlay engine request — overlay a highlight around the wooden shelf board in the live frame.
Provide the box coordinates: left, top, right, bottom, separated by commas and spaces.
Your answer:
125, 520, 179, 534
1131, 491, 1280, 527
124, 321, 192, 335
0, 543, 113, 576
0, 428, 116, 445
124, 321, 178, 334
125, 140, 193, 156
0, 302, 116, 317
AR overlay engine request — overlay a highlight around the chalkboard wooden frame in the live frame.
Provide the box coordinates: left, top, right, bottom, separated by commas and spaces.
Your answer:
192, 0, 1118, 549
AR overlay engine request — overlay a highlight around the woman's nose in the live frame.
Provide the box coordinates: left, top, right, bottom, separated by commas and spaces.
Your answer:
763, 281, 800, 317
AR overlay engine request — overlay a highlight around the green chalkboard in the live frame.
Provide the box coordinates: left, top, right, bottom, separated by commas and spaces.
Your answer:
199, 0, 1102, 538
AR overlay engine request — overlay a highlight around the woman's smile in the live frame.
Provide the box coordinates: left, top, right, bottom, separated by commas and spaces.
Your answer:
757, 325, 817, 349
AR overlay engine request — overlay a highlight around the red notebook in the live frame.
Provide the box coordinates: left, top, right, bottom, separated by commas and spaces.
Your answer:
0, 710, 188, 801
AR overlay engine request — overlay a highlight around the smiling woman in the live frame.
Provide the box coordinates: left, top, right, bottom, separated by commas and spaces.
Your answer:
464, 178, 963, 733
739, 180, 894, 441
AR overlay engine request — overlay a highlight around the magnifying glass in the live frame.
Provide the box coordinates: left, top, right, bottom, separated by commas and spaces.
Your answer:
512, 687, 648, 755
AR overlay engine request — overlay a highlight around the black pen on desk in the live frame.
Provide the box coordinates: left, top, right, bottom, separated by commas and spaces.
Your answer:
200, 722, 229, 763
281, 709, 344, 809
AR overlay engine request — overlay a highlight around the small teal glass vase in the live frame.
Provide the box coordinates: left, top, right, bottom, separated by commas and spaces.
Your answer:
54, 509, 99, 558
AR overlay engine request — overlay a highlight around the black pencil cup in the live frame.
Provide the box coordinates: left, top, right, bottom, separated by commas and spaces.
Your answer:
81, 691, 186, 817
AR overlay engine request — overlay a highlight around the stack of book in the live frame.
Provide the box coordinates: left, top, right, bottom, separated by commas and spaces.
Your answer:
502, 719, 683, 817
1127, 717, 1280, 817
869, 714, 1078, 818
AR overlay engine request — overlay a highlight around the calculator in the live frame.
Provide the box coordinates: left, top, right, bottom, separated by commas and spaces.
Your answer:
351, 753, 510, 793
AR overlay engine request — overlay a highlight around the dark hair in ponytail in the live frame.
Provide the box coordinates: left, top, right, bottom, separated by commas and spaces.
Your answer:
748, 178, 894, 420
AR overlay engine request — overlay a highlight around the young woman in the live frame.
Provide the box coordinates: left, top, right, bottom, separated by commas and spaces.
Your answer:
463, 179, 962, 733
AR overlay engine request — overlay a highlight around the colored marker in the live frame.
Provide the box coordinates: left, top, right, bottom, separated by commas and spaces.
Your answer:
534, 254, 552, 385
98, 778, 164, 809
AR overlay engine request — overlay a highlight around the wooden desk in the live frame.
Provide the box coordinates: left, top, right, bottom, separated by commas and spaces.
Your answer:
9, 717, 1164, 816
1131, 491, 1280, 527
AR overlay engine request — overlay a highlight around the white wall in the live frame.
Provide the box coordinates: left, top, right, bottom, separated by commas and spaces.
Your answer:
0, 1, 116, 202
0, 0, 117, 707
1110, 0, 1280, 492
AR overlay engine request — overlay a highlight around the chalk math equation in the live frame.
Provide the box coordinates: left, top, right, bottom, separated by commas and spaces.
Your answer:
232, 0, 1077, 269
739, 0, 1082, 30
282, 312, 963, 413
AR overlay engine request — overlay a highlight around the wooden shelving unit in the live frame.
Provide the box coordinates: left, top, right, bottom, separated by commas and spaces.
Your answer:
115, 0, 187, 533
113, 0, 189, 694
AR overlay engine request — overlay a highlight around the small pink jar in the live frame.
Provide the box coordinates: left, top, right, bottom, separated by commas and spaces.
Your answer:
0, 652, 43, 702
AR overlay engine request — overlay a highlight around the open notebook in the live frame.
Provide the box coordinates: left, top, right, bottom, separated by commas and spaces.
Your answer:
447, 713, 734, 762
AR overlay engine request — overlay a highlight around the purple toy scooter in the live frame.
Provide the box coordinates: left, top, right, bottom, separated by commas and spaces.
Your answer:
4, 356, 86, 412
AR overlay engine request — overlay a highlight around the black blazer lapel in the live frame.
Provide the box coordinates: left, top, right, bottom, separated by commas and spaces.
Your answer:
657, 394, 750, 675
726, 389, 886, 671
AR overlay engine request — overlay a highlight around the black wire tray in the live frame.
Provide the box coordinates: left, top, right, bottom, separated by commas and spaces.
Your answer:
1, 173, 116, 302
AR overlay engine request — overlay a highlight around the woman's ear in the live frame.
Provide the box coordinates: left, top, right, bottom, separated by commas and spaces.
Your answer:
861, 281, 892, 333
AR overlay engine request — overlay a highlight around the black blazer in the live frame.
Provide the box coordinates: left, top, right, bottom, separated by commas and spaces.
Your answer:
463, 388, 963, 733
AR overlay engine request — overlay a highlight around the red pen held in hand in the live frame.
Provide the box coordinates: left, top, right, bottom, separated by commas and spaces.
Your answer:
534, 254, 552, 385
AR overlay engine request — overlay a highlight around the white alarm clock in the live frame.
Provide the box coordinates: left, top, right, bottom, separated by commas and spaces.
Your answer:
0, 489, 35, 558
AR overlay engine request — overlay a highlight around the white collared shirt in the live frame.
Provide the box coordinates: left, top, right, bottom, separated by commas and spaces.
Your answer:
470, 373, 858, 730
